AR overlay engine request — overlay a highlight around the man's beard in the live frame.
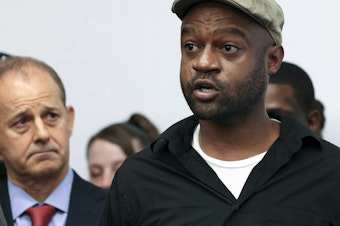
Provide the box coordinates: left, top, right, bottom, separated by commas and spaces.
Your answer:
181, 58, 267, 121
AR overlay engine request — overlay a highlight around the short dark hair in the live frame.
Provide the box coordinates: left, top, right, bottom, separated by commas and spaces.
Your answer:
0, 56, 66, 105
269, 62, 315, 114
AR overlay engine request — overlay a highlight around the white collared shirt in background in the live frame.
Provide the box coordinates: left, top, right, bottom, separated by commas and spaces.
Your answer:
8, 167, 73, 226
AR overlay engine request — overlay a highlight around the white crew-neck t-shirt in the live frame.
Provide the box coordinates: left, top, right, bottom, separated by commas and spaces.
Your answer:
192, 125, 267, 199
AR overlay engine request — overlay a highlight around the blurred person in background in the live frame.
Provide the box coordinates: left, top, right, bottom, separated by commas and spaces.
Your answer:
87, 113, 159, 190
313, 99, 325, 137
265, 61, 324, 136
127, 113, 160, 140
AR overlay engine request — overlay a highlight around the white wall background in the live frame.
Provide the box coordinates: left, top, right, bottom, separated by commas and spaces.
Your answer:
1, 0, 339, 180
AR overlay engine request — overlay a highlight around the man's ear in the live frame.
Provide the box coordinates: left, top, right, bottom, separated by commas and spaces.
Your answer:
67, 106, 75, 137
307, 109, 322, 136
267, 45, 284, 76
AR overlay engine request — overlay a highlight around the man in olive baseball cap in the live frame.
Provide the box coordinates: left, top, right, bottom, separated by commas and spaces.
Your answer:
172, 0, 284, 44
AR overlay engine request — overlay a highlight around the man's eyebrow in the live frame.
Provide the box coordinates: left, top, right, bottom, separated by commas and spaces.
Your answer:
13, 110, 27, 118
44, 106, 59, 112
7, 110, 28, 124
181, 26, 197, 36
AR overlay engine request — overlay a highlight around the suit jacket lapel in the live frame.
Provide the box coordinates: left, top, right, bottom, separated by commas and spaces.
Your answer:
66, 171, 107, 226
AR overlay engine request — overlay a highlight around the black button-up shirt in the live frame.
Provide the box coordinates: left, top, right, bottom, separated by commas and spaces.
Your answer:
99, 113, 340, 225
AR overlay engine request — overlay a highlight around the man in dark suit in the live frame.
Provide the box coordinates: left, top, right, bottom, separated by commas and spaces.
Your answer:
0, 56, 106, 226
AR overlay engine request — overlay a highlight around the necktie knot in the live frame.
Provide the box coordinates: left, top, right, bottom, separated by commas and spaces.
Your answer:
25, 204, 56, 226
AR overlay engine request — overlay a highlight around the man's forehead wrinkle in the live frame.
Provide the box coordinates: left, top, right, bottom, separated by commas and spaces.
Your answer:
10, 93, 52, 109
181, 25, 197, 36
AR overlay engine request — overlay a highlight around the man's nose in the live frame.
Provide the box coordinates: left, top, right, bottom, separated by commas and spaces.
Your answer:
192, 45, 221, 74
33, 119, 50, 143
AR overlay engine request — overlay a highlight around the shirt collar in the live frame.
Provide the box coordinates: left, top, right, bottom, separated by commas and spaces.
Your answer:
8, 167, 73, 220
152, 113, 321, 156
268, 111, 321, 152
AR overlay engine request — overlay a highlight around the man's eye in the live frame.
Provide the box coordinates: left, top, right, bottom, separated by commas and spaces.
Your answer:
12, 118, 29, 131
49, 112, 57, 118
46, 112, 59, 121
17, 118, 27, 126
184, 43, 199, 52
222, 45, 239, 53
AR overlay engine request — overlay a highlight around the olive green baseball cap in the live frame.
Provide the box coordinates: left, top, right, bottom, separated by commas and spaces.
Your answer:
172, 0, 284, 44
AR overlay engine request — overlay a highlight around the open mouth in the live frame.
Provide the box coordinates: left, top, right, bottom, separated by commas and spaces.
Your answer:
200, 85, 213, 93
193, 79, 220, 101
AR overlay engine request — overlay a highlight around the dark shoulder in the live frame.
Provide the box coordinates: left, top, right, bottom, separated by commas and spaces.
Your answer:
72, 170, 107, 198
311, 139, 340, 178
68, 171, 107, 226
320, 138, 340, 157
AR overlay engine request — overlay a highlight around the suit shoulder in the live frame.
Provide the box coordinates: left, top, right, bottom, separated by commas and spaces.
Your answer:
72, 170, 107, 198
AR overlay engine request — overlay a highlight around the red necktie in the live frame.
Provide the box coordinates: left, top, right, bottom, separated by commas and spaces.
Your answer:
25, 204, 56, 226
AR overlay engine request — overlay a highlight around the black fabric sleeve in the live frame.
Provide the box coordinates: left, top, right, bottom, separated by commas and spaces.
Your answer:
98, 171, 134, 226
